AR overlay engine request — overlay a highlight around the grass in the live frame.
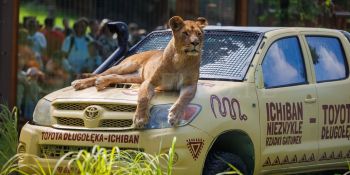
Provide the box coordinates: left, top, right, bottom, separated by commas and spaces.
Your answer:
216, 156, 243, 175
345, 161, 350, 175
0, 153, 51, 175
0, 137, 177, 175
0, 105, 18, 168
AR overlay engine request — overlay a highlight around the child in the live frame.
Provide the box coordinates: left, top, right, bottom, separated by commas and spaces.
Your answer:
23, 67, 44, 120
43, 51, 71, 92
83, 41, 102, 73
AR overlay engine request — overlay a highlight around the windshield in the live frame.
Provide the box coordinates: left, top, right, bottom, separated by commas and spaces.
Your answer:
127, 30, 262, 81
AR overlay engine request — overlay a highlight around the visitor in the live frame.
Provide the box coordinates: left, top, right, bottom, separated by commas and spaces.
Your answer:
62, 18, 73, 37
43, 51, 71, 92
83, 41, 102, 73
97, 19, 118, 60
25, 18, 47, 69
61, 18, 93, 77
88, 19, 100, 40
41, 17, 65, 63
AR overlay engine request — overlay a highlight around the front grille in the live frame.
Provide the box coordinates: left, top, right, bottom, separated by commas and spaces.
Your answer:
40, 145, 89, 159
99, 119, 133, 128
102, 104, 136, 112
56, 117, 133, 128
53, 103, 136, 129
56, 117, 84, 127
54, 103, 136, 112
39, 145, 143, 159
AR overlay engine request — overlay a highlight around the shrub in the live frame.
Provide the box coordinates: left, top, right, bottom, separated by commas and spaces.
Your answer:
0, 105, 18, 168
1, 137, 177, 175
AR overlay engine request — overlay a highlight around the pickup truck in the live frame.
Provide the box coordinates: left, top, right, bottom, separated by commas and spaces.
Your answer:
18, 23, 350, 174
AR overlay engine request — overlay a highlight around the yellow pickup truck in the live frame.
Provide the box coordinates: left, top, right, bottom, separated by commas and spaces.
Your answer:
19, 25, 350, 174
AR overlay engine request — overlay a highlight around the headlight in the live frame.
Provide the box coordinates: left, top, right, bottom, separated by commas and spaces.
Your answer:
144, 104, 201, 129
32, 98, 52, 126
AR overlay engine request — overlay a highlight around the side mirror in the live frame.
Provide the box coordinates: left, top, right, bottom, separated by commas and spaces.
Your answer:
94, 22, 129, 74
255, 65, 264, 89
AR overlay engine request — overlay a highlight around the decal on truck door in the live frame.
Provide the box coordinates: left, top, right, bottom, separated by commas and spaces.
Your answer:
263, 153, 315, 167
210, 95, 248, 121
265, 102, 303, 146
321, 104, 350, 140
319, 150, 350, 161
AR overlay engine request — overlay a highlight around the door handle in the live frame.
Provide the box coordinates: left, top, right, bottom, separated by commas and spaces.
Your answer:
304, 97, 317, 103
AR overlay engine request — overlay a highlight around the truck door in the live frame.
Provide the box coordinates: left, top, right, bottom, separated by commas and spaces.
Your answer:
256, 35, 319, 172
304, 34, 350, 166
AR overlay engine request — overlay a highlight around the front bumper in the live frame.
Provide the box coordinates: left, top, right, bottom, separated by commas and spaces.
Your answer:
19, 123, 212, 174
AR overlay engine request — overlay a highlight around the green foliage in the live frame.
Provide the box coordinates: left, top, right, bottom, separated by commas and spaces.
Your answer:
214, 155, 243, 175
20, 2, 76, 28
257, 0, 323, 26
1, 137, 177, 175
345, 161, 350, 175
0, 105, 19, 168
0, 153, 52, 175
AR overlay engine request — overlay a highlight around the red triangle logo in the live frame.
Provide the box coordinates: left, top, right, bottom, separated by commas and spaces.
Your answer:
337, 151, 343, 159
300, 154, 307, 162
187, 139, 204, 160
329, 152, 335, 159
282, 155, 289, 164
309, 153, 315, 162
346, 150, 350, 158
263, 157, 271, 167
272, 156, 280, 165
319, 152, 327, 161
291, 155, 298, 163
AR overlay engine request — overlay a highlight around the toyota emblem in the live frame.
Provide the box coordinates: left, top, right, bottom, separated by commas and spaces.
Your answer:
84, 105, 101, 120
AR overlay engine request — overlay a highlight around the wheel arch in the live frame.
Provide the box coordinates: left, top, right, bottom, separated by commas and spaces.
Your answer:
205, 130, 255, 173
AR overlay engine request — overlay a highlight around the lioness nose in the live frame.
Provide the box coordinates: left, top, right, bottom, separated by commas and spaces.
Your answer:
191, 40, 199, 46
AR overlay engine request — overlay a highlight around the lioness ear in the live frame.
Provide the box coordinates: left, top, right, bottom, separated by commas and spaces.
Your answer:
169, 16, 184, 31
196, 17, 208, 28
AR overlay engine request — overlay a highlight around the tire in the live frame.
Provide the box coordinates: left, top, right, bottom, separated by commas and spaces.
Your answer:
203, 151, 248, 175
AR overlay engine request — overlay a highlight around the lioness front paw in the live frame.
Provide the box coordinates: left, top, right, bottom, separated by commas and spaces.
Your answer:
168, 112, 178, 126
95, 77, 110, 91
168, 110, 181, 126
133, 113, 149, 128
71, 80, 89, 90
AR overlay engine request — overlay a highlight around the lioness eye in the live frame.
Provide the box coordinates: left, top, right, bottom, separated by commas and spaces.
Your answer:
197, 32, 202, 36
183, 32, 189, 36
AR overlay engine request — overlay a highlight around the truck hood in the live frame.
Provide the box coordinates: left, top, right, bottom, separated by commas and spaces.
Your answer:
44, 85, 184, 104
43, 80, 243, 104
44, 86, 142, 102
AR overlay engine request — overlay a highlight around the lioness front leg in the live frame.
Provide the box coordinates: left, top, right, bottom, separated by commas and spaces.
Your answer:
95, 73, 142, 91
71, 60, 140, 90
133, 80, 155, 128
168, 85, 197, 126
71, 77, 98, 90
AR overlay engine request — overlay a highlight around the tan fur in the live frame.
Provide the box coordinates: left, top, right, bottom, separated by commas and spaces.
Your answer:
71, 16, 208, 128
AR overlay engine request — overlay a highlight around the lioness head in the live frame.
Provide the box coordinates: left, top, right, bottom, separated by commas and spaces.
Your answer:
169, 16, 208, 56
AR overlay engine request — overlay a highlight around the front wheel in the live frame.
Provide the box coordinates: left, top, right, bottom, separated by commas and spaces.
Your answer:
203, 151, 248, 175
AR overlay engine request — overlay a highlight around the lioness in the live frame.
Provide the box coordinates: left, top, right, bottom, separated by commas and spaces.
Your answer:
71, 16, 207, 128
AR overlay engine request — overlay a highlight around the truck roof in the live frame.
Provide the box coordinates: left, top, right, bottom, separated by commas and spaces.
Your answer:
203, 26, 339, 34
204, 26, 282, 33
